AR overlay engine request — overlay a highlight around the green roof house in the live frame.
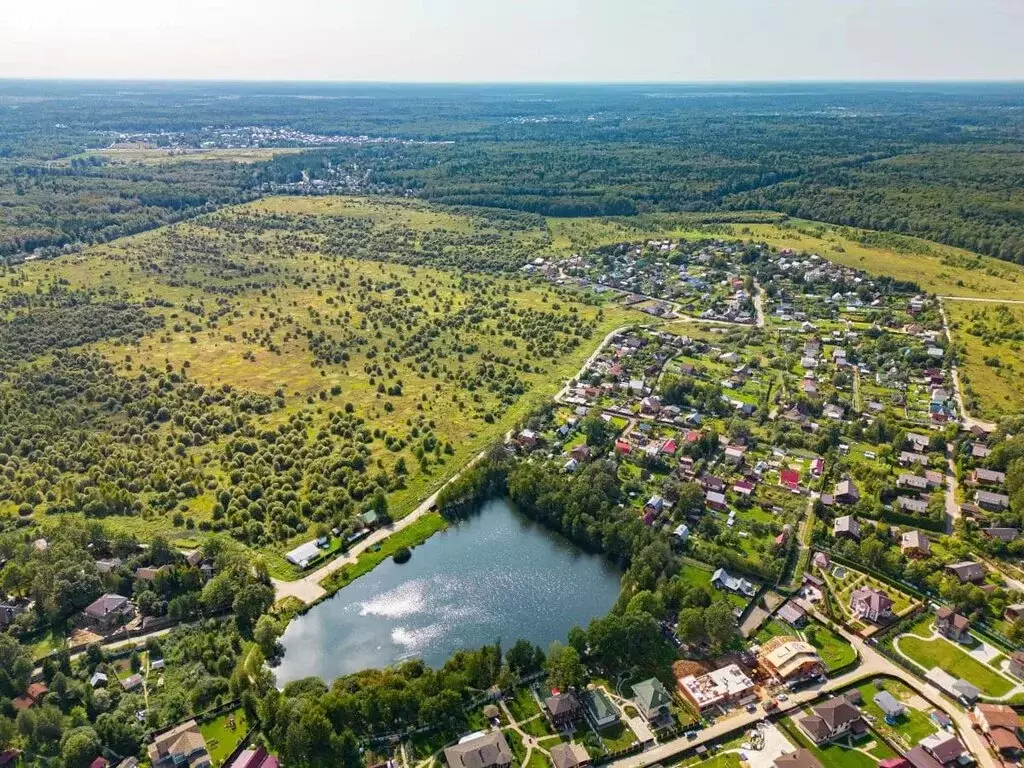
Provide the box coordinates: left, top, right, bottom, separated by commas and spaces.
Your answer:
631, 678, 672, 721
582, 688, 619, 729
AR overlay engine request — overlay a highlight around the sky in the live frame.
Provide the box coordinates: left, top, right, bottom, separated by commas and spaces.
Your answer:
3, 0, 1024, 82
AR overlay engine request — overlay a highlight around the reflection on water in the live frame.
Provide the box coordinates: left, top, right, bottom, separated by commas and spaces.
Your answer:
275, 497, 622, 684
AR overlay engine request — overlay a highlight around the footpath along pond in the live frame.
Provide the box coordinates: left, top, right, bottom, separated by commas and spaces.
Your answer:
275, 496, 622, 683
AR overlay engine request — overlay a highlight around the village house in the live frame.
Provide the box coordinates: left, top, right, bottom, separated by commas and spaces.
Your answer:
776, 601, 807, 628
976, 489, 1010, 511
972, 467, 1006, 486
917, 732, 968, 767
897, 474, 929, 491
631, 678, 672, 722
934, 607, 971, 643
549, 744, 590, 768
135, 565, 173, 583
833, 479, 859, 505
982, 527, 1019, 543
774, 750, 823, 768
1006, 603, 1024, 623
900, 530, 930, 558
711, 568, 756, 597
974, 704, 1024, 757
148, 720, 211, 768
896, 496, 929, 515
946, 561, 986, 584
517, 430, 539, 449
581, 688, 619, 729
705, 490, 728, 512
11, 683, 48, 712
849, 587, 893, 624
228, 747, 279, 768
833, 515, 860, 541
0, 597, 28, 627
1010, 650, 1024, 679
780, 468, 801, 489
444, 732, 513, 768
81, 594, 136, 632
798, 697, 864, 744
544, 693, 582, 729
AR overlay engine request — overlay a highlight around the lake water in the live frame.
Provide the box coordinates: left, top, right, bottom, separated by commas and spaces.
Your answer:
274, 497, 622, 684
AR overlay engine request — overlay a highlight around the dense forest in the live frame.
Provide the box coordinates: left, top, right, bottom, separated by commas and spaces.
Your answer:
2, 81, 1024, 264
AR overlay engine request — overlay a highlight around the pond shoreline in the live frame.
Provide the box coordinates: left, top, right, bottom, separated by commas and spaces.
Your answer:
273, 497, 623, 684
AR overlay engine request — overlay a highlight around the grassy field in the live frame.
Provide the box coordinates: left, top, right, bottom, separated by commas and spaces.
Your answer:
3, 195, 644, 560
897, 635, 1014, 697
737, 219, 1024, 300
945, 300, 1024, 418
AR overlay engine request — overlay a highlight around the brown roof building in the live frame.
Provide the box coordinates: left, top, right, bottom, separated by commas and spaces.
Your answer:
444, 732, 513, 768
774, 750, 823, 768
549, 743, 590, 768
147, 720, 211, 768
798, 697, 864, 744
975, 703, 1024, 755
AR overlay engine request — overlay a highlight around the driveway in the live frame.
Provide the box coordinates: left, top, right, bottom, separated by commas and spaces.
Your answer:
735, 722, 795, 768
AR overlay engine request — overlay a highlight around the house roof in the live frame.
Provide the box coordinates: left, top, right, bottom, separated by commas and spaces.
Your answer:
975, 703, 1023, 751
946, 561, 985, 582
812, 697, 861, 732
550, 744, 590, 768
773, 750, 823, 768
631, 678, 671, 711
776, 602, 805, 625
229, 748, 280, 768
444, 732, 512, 768
582, 688, 617, 722
921, 732, 966, 764
833, 515, 860, 537
83, 593, 131, 619
544, 692, 580, 717
901, 530, 929, 551
872, 691, 904, 717
905, 745, 942, 768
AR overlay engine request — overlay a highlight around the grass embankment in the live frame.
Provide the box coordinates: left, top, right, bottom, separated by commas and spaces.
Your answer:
897, 635, 1013, 697
321, 513, 447, 593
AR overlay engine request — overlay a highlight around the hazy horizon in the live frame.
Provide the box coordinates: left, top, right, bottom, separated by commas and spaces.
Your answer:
4, 0, 1024, 82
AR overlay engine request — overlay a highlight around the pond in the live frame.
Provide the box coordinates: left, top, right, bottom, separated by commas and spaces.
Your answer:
274, 496, 622, 684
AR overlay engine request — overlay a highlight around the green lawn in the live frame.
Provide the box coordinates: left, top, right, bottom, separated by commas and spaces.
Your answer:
854, 680, 937, 747
598, 721, 638, 752
521, 716, 554, 738
805, 622, 857, 671
199, 708, 249, 767
897, 635, 1013, 697
507, 686, 542, 722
